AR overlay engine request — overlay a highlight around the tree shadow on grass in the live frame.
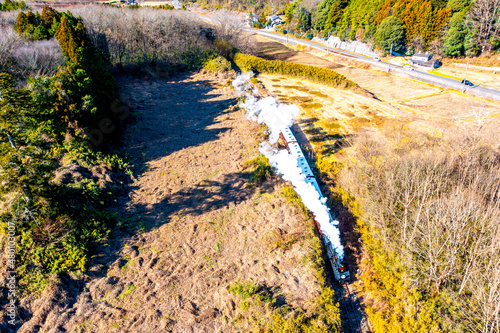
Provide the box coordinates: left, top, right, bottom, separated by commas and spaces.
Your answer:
10, 72, 271, 332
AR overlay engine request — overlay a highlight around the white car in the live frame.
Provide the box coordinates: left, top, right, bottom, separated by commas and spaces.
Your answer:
373, 56, 380, 62
404, 65, 413, 71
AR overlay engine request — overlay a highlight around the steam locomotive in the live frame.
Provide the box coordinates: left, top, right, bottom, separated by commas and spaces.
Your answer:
279, 127, 350, 284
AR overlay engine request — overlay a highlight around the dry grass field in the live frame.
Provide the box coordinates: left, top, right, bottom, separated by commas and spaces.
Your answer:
253, 36, 500, 145
333, 66, 441, 102
432, 65, 500, 91
400, 92, 500, 120
11, 72, 328, 333
258, 74, 400, 136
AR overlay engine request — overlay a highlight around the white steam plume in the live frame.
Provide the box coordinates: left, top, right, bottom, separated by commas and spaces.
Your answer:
234, 72, 344, 259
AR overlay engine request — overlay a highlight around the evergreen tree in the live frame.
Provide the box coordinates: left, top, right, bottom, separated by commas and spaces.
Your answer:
314, 0, 335, 31
443, 11, 467, 56
297, 7, 312, 31
258, 10, 267, 26
14, 11, 29, 34
375, 16, 406, 53
41, 4, 61, 30
324, 0, 349, 33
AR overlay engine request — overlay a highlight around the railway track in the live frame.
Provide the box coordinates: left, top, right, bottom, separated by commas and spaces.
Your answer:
337, 282, 371, 333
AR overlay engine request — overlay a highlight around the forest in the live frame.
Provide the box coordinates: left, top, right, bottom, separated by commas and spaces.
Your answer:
198, 0, 500, 58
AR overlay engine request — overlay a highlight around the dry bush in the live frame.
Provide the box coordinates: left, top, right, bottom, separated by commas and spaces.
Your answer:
212, 9, 256, 55
70, 6, 218, 69
339, 127, 500, 332
0, 27, 18, 69
0, 9, 20, 29
12, 38, 63, 77
0, 24, 63, 79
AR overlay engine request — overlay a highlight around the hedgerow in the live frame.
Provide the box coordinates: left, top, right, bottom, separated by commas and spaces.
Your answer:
233, 52, 365, 93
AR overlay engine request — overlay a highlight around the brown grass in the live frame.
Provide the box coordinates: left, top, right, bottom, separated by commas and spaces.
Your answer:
6, 72, 326, 333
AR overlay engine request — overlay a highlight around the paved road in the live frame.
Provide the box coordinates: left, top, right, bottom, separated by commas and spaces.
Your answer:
192, 11, 500, 103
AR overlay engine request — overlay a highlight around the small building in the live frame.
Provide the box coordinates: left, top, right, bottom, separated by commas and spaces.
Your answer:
412, 53, 432, 62
411, 53, 439, 68
269, 15, 283, 27
245, 13, 261, 22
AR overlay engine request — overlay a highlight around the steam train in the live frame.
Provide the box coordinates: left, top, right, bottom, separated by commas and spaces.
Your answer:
279, 127, 350, 284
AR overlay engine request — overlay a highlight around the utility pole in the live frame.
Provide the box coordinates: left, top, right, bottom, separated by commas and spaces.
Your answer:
287, 23, 289, 44
388, 43, 393, 72
463, 58, 469, 92
327, 32, 330, 54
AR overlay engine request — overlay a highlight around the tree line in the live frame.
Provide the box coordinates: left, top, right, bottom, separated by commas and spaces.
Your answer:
0, 3, 255, 297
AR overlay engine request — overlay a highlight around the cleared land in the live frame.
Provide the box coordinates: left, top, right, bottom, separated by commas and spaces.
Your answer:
13, 72, 326, 333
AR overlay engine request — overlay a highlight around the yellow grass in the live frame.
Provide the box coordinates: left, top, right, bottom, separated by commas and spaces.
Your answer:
433, 65, 500, 91
400, 92, 500, 120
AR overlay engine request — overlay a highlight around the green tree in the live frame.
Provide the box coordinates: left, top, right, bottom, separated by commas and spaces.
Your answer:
314, 0, 335, 31
443, 12, 467, 57
375, 16, 406, 53
285, 0, 301, 25
41, 4, 61, 29
324, 0, 349, 33
447, 0, 471, 12
297, 7, 312, 31
443, 27, 466, 56
258, 10, 267, 27
14, 11, 29, 34
0, 0, 27, 11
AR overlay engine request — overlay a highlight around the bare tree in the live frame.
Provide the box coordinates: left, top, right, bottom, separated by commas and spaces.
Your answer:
466, 0, 500, 52
212, 9, 257, 55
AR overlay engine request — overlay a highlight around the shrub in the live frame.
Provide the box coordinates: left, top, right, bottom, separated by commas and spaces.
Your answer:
203, 54, 231, 73
282, 185, 309, 216
0, 0, 27, 11
243, 154, 274, 184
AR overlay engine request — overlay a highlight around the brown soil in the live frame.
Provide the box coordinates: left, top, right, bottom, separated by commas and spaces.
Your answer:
10, 72, 323, 333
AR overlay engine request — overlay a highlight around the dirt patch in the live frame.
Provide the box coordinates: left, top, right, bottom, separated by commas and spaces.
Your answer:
12, 72, 324, 333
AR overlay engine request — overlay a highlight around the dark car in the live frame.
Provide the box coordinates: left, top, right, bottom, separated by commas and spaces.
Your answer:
461, 79, 474, 86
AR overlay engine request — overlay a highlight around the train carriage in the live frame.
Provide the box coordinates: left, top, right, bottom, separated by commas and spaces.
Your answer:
279, 127, 350, 284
